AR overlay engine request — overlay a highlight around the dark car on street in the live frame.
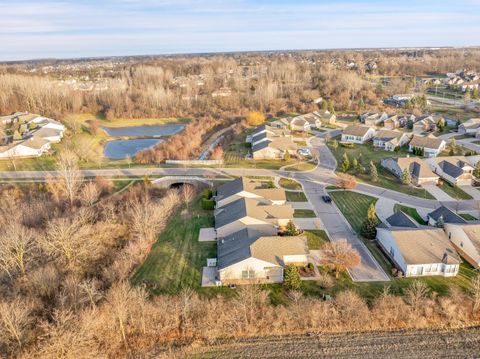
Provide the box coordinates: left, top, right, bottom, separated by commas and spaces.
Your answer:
321, 195, 332, 203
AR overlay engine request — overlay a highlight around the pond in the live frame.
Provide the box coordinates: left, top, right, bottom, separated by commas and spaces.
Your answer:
102, 124, 184, 137
104, 138, 162, 159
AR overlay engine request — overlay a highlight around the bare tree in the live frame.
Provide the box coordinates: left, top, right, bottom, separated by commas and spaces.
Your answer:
0, 298, 33, 350
0, 221, 36, 278
55, 149, 83, 206
321, 240, 360, 278
181, 184, 196, 212
80, 181, 100, 207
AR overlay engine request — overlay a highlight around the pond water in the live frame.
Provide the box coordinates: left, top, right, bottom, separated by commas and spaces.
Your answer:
104, 139, 162, 159
102, 124, 184, 137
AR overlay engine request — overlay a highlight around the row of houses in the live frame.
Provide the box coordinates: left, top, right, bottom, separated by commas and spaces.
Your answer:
381, 155, 479, 186
213, 177, 310, 284
444, 69, 480, 92
270, 110, 336, 132
360, 112, 447, 134
0, 112, 66, 158
458, 118, 480, 138
341, 125, 446, 157
377, 206, 480, 277
248, 124, 299, 160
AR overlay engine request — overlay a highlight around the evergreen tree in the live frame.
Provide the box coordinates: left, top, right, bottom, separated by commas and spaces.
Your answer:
352, 157, 358, 172
401, 168, 411, 185
473, 161, 480, 178
341, 152, 350, 173
369, 161, 378, 182
331, 139, 338, 151
285, 220, 299, 236
284, 265, 301, 290
361, 203, 378, 239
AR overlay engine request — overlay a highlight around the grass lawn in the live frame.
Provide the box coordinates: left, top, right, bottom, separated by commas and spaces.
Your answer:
286, 161, 316, 171
327, 140, 435, 199
393, 204, 427, 224
304, 229, 329, 249
459, 213, 478, 221
131, 197, 219, 296
279, 178, 302, 190
294, 140, 307, 146
438, 181, 473, 200
293, 209, 316, 218
285, 191, 308, 202
328, 191, 377, 233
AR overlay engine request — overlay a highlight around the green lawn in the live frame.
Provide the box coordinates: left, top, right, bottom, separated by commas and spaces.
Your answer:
293, 209, 317, 218
284, 161, 317, 171
285, 191, 308, 202
304, 230, 329, 249
327, 140, 435, 199
393, 204, 427, 224
459, 213, 478, 221
328, 191, 377, 233
130, 197, 218, 295
279, 178, 302, 190
438, 181, 473, 200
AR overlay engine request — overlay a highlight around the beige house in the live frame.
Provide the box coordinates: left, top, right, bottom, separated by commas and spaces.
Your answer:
214, 197, 294, 238
408, 134, 446, 157
217, 228, 309, 284
341, 125, 376, 144
215, 177, 286, 208
373, 130, 411, 151
413, 115, 443, 134
381, 157, 439, 186
383, 115, 400, 130
425, 156, 474, 186
376, 227, 461, 277
444, 223, 480, 268
458, 118, 480, 135
360, 112, 388, 127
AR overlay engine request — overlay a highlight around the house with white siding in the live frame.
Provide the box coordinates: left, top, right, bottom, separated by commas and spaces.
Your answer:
341, 125, 376, 144
373, 130, 411, 151
217, 228, 308, 284
215, 177, 286, 208
425, 156, 474, 186
408, 134, 446, 157
444, 223, 480, 269
376, 227, 461, 277
381, 157, 439, 186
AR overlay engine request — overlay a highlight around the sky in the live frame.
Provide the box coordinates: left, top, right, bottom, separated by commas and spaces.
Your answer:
1, 0, 480, 61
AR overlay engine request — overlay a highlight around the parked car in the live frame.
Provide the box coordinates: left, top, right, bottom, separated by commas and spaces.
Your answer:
321, 195, 332, 203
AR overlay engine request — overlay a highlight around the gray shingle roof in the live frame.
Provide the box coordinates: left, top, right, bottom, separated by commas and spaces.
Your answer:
439, 160, 464, 179
428, 206, 467, 224
386, 211, 419, 228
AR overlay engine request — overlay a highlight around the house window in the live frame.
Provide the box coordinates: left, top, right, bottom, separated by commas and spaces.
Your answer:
389, 247, 395, 257
241, 270, 255, 279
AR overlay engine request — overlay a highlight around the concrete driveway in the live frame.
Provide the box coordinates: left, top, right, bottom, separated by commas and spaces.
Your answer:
422, 184, 455, 201
300, 180, 389, 282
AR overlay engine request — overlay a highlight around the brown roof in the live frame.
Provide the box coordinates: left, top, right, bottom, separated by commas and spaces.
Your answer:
374, 129, 404, 141
343, 125, 373, 137
395, 157, 438, 178
20, 137, 50, 150
387, 227, 460, 265
251, 235, 308, 266
217, 177, 286, 202
409, 134, 444, 150
455, 224, 480, 253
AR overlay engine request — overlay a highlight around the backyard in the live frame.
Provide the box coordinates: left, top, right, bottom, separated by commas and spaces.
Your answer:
130, 196, 219, 296
393, 204, 426, 224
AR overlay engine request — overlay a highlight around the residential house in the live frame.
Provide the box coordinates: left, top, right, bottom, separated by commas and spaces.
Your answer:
376, 227, 461, 277
458, 118, 480, 135
315, 110, 336, 125
413, 115, 442, 134
250, 124, 297, 159
408, 134, 446, 157
373, 130, 411, 151
0, 137, 51, 158
425, 156, 474, 186
461, 81, 480, 92
384, 211, 419, 228
289, 112, 323, 132
215, 177, 286, 208
444, 223, 480, 268
383, 115, 400, 130
214, 197, 294, 238
341, 125, 376, 144
427, 206, 467, 227
381, 157, 439, 186
398, 114, 416, 128
217, 228, 309, 284
360, 112, 388, 127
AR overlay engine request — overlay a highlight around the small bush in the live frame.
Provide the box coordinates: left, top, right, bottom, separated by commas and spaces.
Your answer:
201, 198, 215, 210
202, 188, 213, 200
307, 263, 314, 271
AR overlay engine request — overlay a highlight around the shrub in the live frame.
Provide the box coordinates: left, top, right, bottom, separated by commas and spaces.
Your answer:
284, 265, 301, 290
201, 198, 215, 210
202, 188, 213, 200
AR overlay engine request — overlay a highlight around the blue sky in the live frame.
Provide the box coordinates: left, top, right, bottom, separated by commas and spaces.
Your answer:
1, 0, 480, 61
